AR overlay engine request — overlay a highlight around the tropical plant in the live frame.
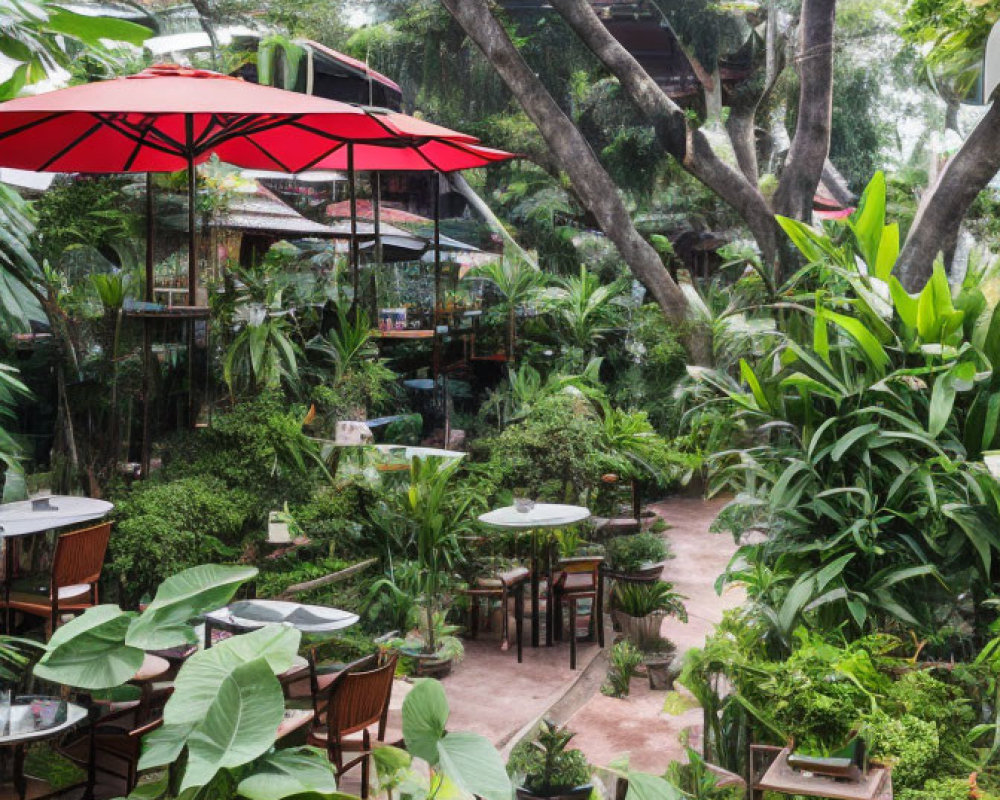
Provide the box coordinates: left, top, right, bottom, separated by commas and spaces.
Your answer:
31, 564, 346, 799
697, 172, 1000, 645
467, 255, 547, 359
373, 677, 510, 800
603, 640, 643, 698
0, 363, 29, 477
0, 0, 150, 100
371, 457, 472, 655
545, 265, 627, 362
615, 582, 688, 620
507, 720, 591, 794
223, 297, 301, 398
605, 533, 668, 574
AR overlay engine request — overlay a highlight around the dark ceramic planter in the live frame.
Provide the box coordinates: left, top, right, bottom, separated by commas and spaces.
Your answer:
516, 784, 593, 800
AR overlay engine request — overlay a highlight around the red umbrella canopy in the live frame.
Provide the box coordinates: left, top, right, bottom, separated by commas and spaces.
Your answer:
0, 64, 401, 174
313, 139, 515, 172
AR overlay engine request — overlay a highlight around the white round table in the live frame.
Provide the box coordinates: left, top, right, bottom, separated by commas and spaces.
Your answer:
0, 698, 87, 799
478, 504, 590, 647
203, 599, 359, 648
0, 496, 113, 634
0, 497, 113, 538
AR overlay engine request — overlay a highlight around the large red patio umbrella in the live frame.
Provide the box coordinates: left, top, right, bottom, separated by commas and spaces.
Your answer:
0, 65, 447, 304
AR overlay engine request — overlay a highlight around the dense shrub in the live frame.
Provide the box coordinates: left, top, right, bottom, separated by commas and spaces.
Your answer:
865, 712, 939, 789
159, 396, 321, 508
108, 476, 251, 604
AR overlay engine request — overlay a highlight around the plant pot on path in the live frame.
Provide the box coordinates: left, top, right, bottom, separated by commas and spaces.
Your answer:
516, 785, 593, 800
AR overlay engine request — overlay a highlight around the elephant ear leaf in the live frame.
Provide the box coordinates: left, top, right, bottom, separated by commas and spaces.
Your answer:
34, 605, 143, 690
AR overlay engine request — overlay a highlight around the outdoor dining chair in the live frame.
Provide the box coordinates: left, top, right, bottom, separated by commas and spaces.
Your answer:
307, 651, 401, 798
2, 521, 111, 637
552, 556, 605, 670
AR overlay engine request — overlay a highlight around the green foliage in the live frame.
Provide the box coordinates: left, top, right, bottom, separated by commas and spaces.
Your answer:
507, 720, 591, 793
702, 173, 1000, 644
615, 582, 688, 620
663, 748, 744, 800
605, 533, 668, 574
0, 0, 149, 99
865, 712, 939, 789
400, 678, 511, 800
162, 396, 322, 507
897, 776, 1000, 800
109, 477, 251, 603
603, 640, 643, 698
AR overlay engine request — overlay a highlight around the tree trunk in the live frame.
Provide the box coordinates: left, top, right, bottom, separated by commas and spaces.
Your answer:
726, 103, 759, 183
897, 101, 1000, 291
439, 0, 690, 324
547, 0, 780, 266
772, 0, 837, 223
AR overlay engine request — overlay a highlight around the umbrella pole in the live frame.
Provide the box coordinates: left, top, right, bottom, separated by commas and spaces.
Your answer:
372, 171, 381, 323
185, 114, 196, 428
348, 142, 359, 317
432, 171, 442, 399
141, 174, 155, 478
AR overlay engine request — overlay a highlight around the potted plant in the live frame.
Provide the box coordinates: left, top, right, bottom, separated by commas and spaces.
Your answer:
603, 532, 668, 583
378, 456, 471, 676
508, 719, 592, 800
614, 581, 687, 651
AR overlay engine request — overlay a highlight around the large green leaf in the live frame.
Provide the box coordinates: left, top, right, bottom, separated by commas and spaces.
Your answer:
165, 625, 299, 728
830, 424, 878, 462
823, 310, 890, 373
138, 721, 195, 771
401, 678, 449, 765
126, 564, 258, 651
624, 771, 685, 800
436, 731, 511, 800
929, 361, 976, 437
776, 216, 833, 264
874, 223, 899, 282
850, 172, 886, 269
889, 277, 919, 331
237, 747, 345, 800
34, 605, 143, 690
45, 9, 151, 46
181, 657, 286, 791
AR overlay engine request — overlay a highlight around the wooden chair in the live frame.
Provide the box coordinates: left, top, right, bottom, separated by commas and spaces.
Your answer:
3, 522, 111, 637
552, 556, 605, 670
307, 651, 400, 798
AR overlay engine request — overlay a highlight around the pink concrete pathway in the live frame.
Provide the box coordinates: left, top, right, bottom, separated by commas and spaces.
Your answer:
567, 495, 744, 773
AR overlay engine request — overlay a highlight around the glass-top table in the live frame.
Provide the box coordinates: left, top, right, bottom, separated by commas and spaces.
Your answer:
0, 697, 87, 800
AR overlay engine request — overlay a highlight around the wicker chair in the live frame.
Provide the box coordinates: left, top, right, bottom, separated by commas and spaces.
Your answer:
307, 651, 401, 798
2, 521, 111, 637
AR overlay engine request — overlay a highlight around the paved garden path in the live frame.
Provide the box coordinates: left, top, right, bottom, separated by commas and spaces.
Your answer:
380, 496, 739, 769
566, 495, 744, 773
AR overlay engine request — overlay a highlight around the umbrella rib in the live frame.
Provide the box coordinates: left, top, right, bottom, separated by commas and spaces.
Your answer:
239, 135, 292, 172
92, 115, 186, 158
198, 114, 309, 152
38, 121, 104, 171
296, 140, 347, 173
0, 112, 66, 143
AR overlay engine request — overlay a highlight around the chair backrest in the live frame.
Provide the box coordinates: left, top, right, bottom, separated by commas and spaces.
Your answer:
555, 556, 603, 591
52, 522, 112, 592
324, 651, 398, 740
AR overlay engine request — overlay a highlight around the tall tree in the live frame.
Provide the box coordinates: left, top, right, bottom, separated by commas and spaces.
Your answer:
440, 0, 838, 296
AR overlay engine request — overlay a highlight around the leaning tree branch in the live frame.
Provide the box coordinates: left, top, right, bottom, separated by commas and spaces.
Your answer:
440, 0, 691, 324
897, 100, 1000, 291
548, 0, 779, 265
772, 0, 836, 221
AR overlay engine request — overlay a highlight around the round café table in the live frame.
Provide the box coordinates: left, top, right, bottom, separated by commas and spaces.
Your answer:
478, 504, 590, 648
0, 497, 113, 633
0, 697, 87, 800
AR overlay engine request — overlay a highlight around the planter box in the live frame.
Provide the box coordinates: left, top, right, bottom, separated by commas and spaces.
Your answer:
617, 611, 665, 650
